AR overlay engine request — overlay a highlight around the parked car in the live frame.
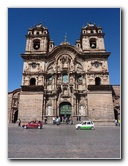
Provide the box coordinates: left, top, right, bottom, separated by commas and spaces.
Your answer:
75, 120, 95, 130
22, 121, 43, 129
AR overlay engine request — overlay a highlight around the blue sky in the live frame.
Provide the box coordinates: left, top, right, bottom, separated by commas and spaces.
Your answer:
8, 8, 120, 92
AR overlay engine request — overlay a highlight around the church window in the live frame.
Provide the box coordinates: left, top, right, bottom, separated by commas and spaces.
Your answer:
90, 38, 96, 49
33, 39, 40, 50
83, 30, 86, 34
62, 73, 68, 83
43, 31, 47, 34
32, 63, 36, 69
47, 75, 52, 85
77, 74, 82, 82
48, 75, 52, 81
77, 74, 82, 85
98, 30, 102, 33
94, 62, 99, 68
30, 78, 36, 85
95, 77, 101, 85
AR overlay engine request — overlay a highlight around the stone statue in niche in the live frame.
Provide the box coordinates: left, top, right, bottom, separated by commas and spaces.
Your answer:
70, 76, 73, 84
70, 59, 74, 71
64, 57, 68, 68
60, 55, 70, 68
53, 62, 57, 72
37, 76, 43, 85
57, 75, 61, 84
46, 105, 53, 116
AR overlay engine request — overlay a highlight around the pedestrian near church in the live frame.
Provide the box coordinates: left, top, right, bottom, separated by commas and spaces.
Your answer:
18, 119, 21, 127
70, 116, 73, 125
52, 117, 56, 124
44, 116, 47, 124
62, 116, 64, 122
56, 116, 60, 125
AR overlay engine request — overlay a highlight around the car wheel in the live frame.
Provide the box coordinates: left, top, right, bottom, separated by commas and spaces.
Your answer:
77, 126, 80, 130
38, 126, 41, 129
91, 127, 95, 130
24, 126, 27, 129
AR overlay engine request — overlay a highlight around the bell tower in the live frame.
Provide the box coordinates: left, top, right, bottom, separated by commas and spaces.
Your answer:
80, 22, 105, 52
20, 23, 52, 90
25, 23, 50, 54
75, 22, 110, 86
19, 23, 52, 122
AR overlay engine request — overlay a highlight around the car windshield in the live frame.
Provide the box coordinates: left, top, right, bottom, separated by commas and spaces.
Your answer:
82, 121, 93, 125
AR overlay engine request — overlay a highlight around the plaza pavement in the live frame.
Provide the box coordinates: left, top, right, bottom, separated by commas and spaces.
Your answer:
8, 123, 121, 159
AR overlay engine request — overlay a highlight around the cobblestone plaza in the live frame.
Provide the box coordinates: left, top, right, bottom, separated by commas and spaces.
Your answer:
8, 124, 121, 159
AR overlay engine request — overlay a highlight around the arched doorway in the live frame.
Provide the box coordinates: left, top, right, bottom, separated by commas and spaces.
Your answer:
59, 102, 72, 122
13, 110, 18, 123
95, 77, 101, 85
30, 78, 36, 85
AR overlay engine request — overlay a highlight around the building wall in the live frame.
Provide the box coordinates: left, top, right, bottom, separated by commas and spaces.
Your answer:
18, 92, 43, 122
88, 92, 114, 124
8, 23, 119, 125
112, 85, 120, 121
8, 93, 13, 123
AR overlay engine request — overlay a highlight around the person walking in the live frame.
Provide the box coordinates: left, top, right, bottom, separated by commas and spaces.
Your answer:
52, 117, 56, 125
18, 119, 21, 127
65, 117, 69, 124
56, 116, 60, 126
62, 116, 64, 123
44, 116, 47, 124
70, 116, 73, 125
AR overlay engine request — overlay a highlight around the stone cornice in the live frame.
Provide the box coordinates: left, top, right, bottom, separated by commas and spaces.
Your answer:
21, 45, 110, 61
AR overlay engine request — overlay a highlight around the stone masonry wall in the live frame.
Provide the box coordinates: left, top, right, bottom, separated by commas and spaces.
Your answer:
88, 92, 114, 124
18, 92, 43, 122
8, 93, 12, 123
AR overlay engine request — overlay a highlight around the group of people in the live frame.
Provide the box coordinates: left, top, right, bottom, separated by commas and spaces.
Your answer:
52, 116, 60, 125
52, 116, 73, 125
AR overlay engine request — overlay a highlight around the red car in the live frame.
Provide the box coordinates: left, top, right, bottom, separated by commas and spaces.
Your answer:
22, 121, 43, 129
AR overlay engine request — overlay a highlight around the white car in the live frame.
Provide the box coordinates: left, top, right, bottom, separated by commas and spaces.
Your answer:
75, 120, 95, 130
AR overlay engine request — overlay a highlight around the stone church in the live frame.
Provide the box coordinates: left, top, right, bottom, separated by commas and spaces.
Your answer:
8, 22, 120, 124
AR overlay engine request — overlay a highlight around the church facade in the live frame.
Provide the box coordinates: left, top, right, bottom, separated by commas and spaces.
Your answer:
8, 22, 119, 124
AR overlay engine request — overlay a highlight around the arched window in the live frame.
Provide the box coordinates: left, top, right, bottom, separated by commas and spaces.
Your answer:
30, 78, 36, 85
77, 74, 82, 83
31, 63, 36, 69
62, 73, 68, 83
33, 39, 40, 50
47, 75, 52, 85
90, 38, 96, 49
95, 77, 101, 85
47, 75, 52, 81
